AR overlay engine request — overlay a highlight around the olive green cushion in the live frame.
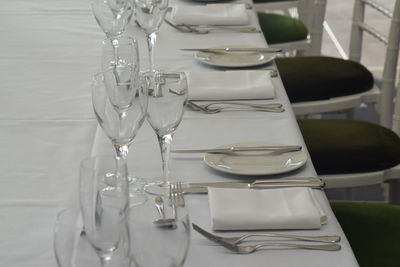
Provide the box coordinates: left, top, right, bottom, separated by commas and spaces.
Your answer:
257, 12, 308, 44
298, 119, 400, 174
275, 56, 374, 103
331, 202, 400, 267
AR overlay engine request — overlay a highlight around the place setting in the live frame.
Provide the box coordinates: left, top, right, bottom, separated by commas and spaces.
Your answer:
190, 185, 342, 254
182, 67, 285, 115
165, 2, 259, 34
52, 0, 342, 266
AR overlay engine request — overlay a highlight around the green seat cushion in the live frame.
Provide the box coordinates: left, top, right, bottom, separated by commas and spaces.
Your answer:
257, 12, 308, 44
254, 0, 296, 3
331, 202, 400, 267
298, 119, 400, 174
275, 56, 374, 103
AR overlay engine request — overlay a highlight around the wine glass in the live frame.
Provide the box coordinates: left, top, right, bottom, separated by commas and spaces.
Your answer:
133, 0, 169, 71
128, 200, 190, 267
79, 156, 131, 267
92, 66, 148, 203
91, 0, 133, 39
144, 71, 188, 186
54, 207, 130, 267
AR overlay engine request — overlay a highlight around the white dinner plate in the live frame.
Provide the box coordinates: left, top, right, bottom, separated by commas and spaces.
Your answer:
195, 46, 276, 68
203, 142, 307, 175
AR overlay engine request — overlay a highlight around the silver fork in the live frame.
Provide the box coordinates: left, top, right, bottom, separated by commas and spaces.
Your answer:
219, 240, 341, 254
187, 101, 285, 113
165, 19, 192, 33
192, 223, 340, 244
169, 182, 185, 207
182, 24, 260, 34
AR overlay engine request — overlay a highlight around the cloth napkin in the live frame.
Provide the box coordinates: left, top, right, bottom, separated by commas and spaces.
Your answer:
186, 71, 275, 100
170, 4, 249, 26
208, 187, 327, 230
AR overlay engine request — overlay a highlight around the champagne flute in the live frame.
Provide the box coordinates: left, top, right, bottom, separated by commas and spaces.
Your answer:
133, 0, 169, 71
145, 71, 188, 186
91, 0, 133, 39
79, 156, 131, 267
92, 67, 148, 203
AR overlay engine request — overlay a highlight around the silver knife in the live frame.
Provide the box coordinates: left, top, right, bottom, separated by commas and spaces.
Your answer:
171, 145, 302, 154
183, 178, 325, 193
181, 47, 283, 53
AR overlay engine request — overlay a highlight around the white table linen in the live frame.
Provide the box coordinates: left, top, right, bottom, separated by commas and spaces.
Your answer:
208, 187, 327, 230
0, 0, 359, 267
170, 4, 249, 26
186, 70, 275, 100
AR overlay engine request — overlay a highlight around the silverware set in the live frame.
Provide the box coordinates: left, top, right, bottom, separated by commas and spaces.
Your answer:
165, 19, 260, 34
192, 224, 342, 254
187, 101, 284, 114
153, 182, 186, 228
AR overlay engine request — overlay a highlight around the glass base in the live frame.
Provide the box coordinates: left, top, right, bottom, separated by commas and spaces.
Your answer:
143, 181, 170, 196
128, 176, 148, 206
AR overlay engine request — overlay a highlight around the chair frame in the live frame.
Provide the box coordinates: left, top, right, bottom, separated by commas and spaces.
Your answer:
314, 0, 400, 203
256, 0, 327, 55
292, 0, 399, 123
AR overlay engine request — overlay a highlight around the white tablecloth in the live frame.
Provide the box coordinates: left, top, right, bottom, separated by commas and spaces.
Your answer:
0, 0, 359, 266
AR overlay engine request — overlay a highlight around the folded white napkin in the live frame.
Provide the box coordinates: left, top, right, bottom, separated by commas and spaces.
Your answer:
186, 71, 275, 100
170, 4, 249, 26
208, 187, 327, 230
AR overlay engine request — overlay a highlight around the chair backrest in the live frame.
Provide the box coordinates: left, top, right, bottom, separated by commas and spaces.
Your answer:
348, 0, 400, 129
255, 0, 327, 55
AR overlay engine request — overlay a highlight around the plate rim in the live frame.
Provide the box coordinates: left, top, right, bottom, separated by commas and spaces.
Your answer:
203, 141, 308, 175
194, 45, 276, 68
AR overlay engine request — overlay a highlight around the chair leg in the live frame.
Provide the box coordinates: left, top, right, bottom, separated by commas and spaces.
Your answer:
381, 183, 390, 203
345, 108, 355, 119
388, 179, 400, 204
344, 188, 354, 200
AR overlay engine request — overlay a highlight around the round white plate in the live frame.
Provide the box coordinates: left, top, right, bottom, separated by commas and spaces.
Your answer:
203, 142, 307, 176
195, 47, 276, 68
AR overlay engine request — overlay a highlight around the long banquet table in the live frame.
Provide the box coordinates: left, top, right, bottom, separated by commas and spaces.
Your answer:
0, 0, 359, 266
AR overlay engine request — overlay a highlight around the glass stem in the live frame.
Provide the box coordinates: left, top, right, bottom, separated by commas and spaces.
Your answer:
157, 133, 173, 185
114, 144, 130, 209
99, 256, 112, 267
146, 32, 157, 72
111, 38, 119, 68
114, 144, 129, 179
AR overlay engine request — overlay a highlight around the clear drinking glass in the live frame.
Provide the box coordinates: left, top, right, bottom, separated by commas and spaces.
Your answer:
102, 37, 140, 73
79, 156, 131, 266
133, 0, 169, 71
145, 71, 188, 186
54, 208, 130, 267
91, 0, 133, 38
92, 66, 148, 203
128, 200, 190, 267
